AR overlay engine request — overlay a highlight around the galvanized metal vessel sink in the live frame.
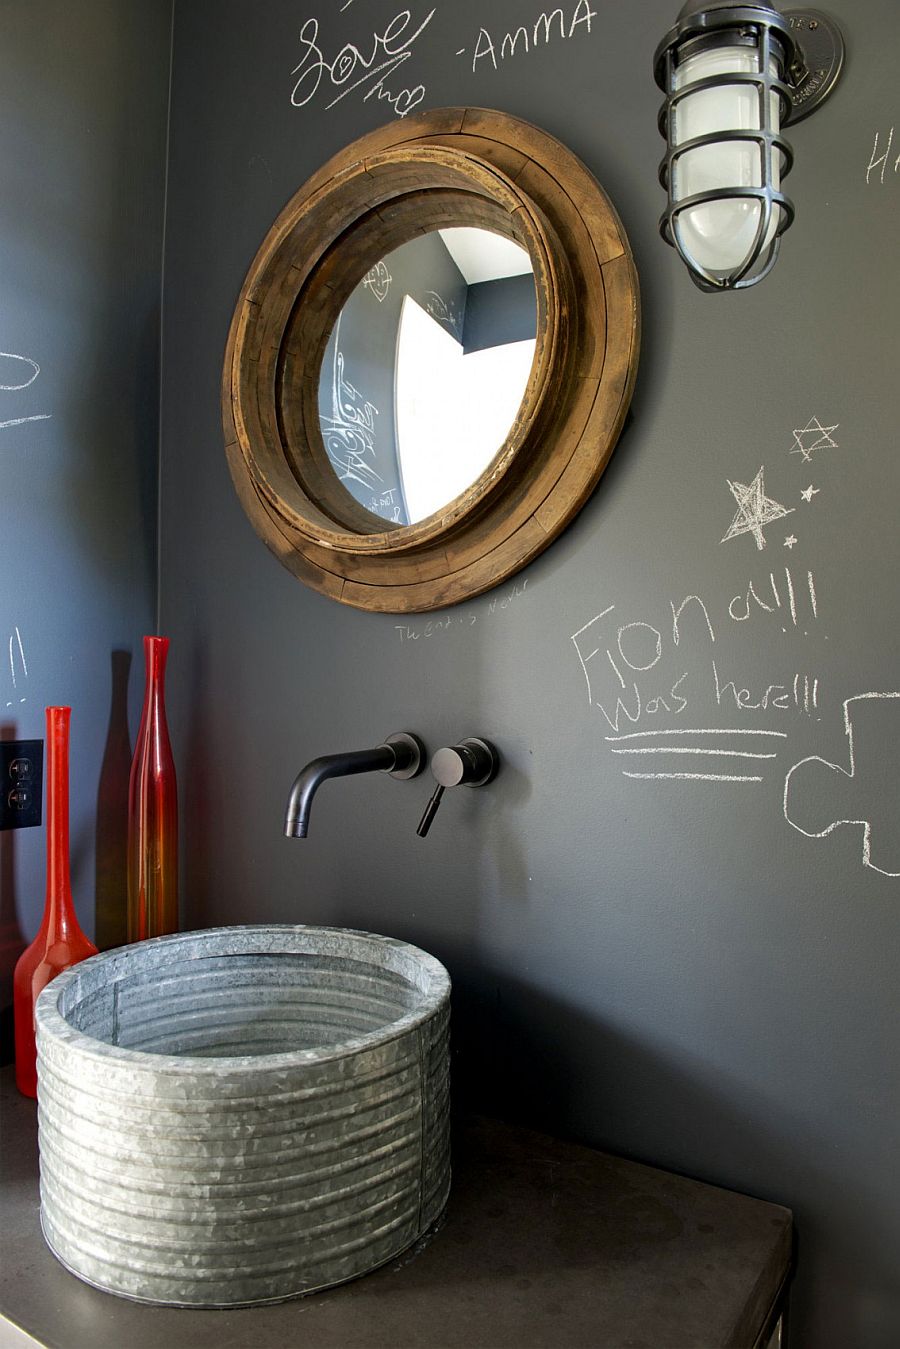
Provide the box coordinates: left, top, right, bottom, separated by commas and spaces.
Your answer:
34, 924, 450, 1307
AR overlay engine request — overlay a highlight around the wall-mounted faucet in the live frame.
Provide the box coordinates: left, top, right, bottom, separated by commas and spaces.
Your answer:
284, 732, 424, 838
416, 738, 499, 837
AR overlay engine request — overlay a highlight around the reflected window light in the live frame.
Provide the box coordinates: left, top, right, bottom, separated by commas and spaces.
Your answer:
395, 295, 535, 524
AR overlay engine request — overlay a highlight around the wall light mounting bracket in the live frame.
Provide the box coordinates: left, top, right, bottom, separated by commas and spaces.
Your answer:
781, 9, 844, 123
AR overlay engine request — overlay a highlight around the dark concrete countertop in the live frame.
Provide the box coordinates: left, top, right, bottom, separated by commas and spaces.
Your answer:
0, 1065, 791, 1348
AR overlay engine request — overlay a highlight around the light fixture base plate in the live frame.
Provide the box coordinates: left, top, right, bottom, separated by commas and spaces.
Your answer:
783, 9, 844, 122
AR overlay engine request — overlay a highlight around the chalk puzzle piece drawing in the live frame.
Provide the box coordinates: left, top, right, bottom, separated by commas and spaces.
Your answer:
784, 693, 900, 876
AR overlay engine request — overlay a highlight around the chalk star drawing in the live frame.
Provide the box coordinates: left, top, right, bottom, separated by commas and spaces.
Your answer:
800, 485, 819, 503
784, 693, 900, 876
721, 466, 794, 550
790, 416, 838, 461
784, 535, 798, 549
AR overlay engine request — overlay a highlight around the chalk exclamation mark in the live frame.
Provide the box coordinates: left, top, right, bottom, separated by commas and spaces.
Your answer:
785, 567, 797, 626
8, 627, 27, 705
807, 570, 818, 620
769, 572, 782, 608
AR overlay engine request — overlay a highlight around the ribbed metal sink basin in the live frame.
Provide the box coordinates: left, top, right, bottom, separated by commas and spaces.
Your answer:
34, 924, 450, 1307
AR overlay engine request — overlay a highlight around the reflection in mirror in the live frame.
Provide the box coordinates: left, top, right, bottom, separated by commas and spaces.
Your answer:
318, 227, 536, 526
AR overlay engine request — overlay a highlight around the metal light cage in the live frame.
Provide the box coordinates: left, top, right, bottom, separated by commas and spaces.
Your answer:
654, 3, 802, 291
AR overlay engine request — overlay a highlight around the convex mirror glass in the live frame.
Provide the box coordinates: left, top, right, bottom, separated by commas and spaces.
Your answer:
318, 227, 536, 526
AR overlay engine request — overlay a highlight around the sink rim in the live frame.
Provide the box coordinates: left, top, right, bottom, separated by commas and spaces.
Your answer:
35, 923, 451, 1078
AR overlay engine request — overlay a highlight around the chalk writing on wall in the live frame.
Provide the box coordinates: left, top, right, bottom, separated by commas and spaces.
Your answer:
866, 128, 900, 184
395, 578, 528, 642
363, 261, 393, 303
424, 291, 462, 340
727, 567, 818, 630
369, 487, 403, 522
789, 416, 838, 461
721, 465, 794, 551
568, 405, 895, 877
784, 694, 900, 876
0, 350, 51, 432
570, 585, 823, 740
320, 317, 382, 493
290, 9, 435, 119
456, 2, 597, 75
4, 627, 29, 708
609, 725, 785, 784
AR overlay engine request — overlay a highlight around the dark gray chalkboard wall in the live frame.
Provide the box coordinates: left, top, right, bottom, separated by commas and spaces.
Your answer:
0, 3, 170, 1025
159, 2, 900, 1344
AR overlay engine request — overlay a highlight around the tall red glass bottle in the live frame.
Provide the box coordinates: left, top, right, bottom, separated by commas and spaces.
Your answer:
14, 706, 98, 1097
127, 636, 178, 942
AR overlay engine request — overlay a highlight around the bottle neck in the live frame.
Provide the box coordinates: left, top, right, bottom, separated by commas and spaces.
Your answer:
143, 636, 169, 708
45, 706, 73, 923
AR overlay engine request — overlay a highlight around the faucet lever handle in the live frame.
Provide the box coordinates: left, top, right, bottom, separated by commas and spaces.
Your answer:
416, 783, 446, 837
416, 738, 499, 837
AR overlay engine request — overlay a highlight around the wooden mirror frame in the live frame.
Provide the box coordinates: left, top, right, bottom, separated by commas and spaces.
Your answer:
222, 107, 640, 612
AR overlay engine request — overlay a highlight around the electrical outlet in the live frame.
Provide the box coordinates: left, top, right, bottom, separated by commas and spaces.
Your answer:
0, 739, 43, 830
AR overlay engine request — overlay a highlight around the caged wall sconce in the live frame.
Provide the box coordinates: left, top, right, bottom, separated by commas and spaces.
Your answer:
654, 2, 844, 291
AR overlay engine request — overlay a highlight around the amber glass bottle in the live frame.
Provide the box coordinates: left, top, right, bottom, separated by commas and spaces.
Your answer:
13, 706, 98, 1097
127, 636, 178, 942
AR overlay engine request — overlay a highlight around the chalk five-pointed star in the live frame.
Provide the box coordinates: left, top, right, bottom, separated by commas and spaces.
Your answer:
800, 484, 819, 502
790, 416, 838, 461
721, 466, 795, 551
784, 535, 798, 549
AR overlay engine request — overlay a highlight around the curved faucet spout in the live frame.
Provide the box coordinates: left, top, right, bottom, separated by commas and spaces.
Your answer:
284, 733, 424, 838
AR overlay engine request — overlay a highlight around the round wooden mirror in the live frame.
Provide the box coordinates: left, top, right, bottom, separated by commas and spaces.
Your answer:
222, 107, 640, 612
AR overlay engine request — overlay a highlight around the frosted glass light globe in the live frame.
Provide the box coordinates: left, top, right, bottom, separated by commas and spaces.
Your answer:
671, 44, 783, 282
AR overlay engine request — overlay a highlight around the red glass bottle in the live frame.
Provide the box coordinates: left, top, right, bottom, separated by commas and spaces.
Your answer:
13, 706, 98, 1097
127, 635, 178, 942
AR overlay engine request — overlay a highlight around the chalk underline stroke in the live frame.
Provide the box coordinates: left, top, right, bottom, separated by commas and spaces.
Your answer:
605, 727, 789, 741
623, 772, 764, 782
0, 414, 52, 430
611, 747, 777, 758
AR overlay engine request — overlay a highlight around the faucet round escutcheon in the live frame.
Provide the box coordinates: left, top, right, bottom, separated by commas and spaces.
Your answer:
431, 738, 499, 789
384, 732, 427, 780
